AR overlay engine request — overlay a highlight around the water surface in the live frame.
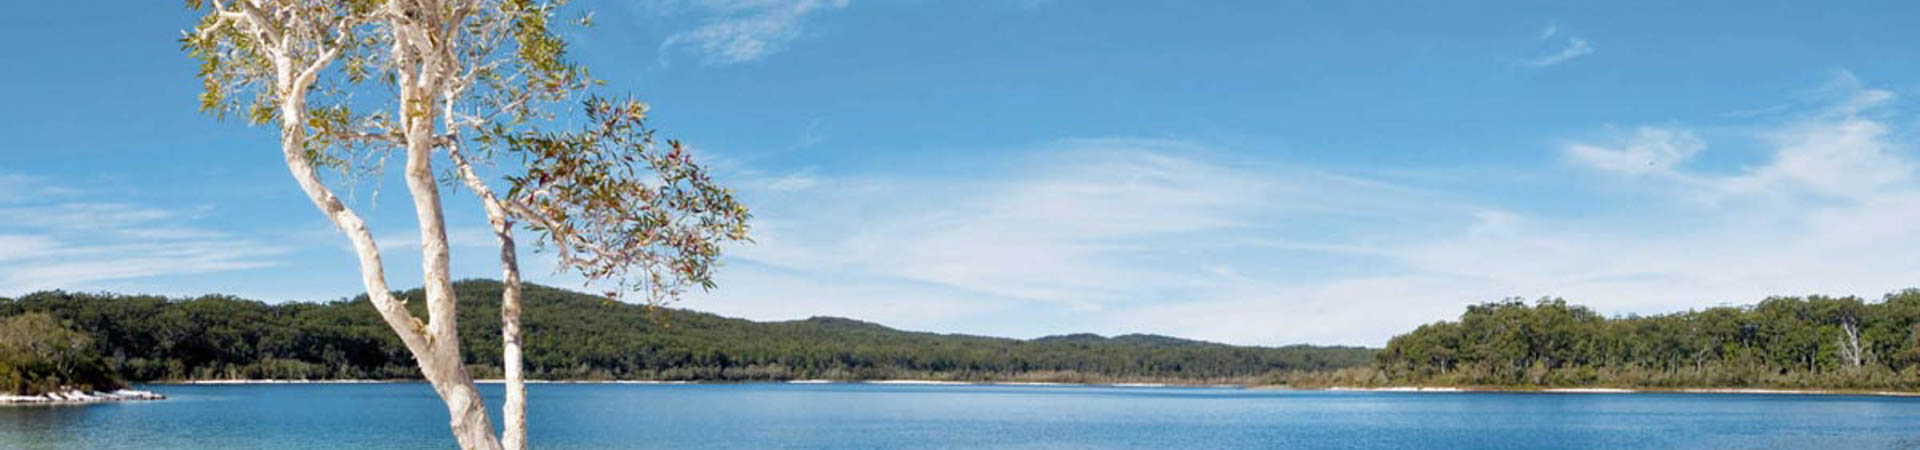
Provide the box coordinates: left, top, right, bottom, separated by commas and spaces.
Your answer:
3, 383, 1919, 449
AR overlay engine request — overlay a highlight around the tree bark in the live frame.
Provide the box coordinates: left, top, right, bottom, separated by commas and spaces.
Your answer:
496, 220, 527, 450
266, 41, 499, 450
450, 143, 528, 450
1840, 318, 1864, 368
227, 1, 504, 448
396, 72, 502, 450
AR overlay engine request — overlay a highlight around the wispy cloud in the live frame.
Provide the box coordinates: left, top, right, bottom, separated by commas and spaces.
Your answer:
1523, 21, 1592, 67
731, 139, 1443, 307
0, 174, 285, 295
761, 170, 819, 192
1565, 126, 1703, 175
1526, 37, 1593, 67
0, 173, 77, 204
367, 226, 503, 263
653, 0, 849, 65
1568, 71, 1911, 200
686, 73, 1920, 346
795, 117, 828, 149
1520, 72, 1920, 307
693, 138, 1473, 343
1115, 77, 1920, 343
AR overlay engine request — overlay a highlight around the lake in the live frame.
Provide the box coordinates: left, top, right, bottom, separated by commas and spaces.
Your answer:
3, 383, 1920, 449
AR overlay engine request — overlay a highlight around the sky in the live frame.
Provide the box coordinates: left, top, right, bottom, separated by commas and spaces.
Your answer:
6, 1, 1920, 346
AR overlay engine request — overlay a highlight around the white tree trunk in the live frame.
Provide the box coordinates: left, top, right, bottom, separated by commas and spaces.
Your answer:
448, 142, 528, 450
231, 1, 505, 448
1840, 319, 1865, 368
266, 47, 500, 450
497, 225, 527, 450
397, 79, 502, 450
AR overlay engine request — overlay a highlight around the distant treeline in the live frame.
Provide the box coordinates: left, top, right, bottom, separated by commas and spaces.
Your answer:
1370, 291, 1920, 390
18, 280, 1920, 393
0, 281, 1373, 389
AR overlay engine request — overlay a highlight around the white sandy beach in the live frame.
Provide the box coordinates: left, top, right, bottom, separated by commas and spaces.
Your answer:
0, 389, 165, 405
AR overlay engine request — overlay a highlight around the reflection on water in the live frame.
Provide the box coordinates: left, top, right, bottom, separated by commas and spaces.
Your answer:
0, 402, 93, 447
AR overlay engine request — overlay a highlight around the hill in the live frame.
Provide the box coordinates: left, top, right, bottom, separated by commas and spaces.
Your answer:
0, 280, 1376, 384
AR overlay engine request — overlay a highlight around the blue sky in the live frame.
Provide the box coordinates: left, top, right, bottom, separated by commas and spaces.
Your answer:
6, 1, 1920, 346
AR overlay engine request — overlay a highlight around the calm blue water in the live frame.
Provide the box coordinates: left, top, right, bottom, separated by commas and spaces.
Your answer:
4, 383, 1920, 449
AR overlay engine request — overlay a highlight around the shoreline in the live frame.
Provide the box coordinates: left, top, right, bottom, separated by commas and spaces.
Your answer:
151, 379, 1920, 397
175, 379, 697, 385
160, 379, 1226, 388
0, 389, 166, 405
1290, 385, 1920, 397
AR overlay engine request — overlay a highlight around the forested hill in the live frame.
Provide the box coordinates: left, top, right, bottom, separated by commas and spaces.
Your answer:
1372, 290, 1920, 390
0, 280, 1375, 384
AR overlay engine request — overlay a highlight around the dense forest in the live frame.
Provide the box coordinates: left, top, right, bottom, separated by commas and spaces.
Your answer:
1373, 291, 1920, 390
25, 279, 1920, 393
0, 280, 1373, 391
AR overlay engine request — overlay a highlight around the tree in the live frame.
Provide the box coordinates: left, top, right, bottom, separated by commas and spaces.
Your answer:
0, 312, 121, 395
1813, 296, 1868, 369
182, 1, 750, 448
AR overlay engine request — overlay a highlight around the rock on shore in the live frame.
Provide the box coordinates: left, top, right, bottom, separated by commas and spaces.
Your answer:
0, 389, 166, 405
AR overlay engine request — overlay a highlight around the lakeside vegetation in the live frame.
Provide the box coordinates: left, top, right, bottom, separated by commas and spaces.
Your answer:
0, 313, 123, 394
1367, 291, 1920, 391
0, 281, 1372, 387
19, 280, 1920, 393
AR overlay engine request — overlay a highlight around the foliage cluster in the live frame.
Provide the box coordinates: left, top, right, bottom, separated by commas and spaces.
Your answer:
0, 313, 123, 394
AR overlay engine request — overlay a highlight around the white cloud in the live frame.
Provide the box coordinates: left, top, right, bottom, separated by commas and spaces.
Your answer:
0, 202, 178, 230
684, 75, 1920, 347
692, 138, 1471, 343
729, 139, 1441, 308
654, 0, 849, 65
0, 174, 285, 295
1717, 78, 1909, 199
693, 263, 1035, 337
1519, 73, 1920, 313
0, 234, 58, 263
763, 171, 819, 192
1566, 126, 1704, 175
4, 240, 282, 292
0, 173, 77, 204
1102, 275, 1479, 347
795, 118, 828, 149
1568, 73, 1911, 201
1526, 36, 1593, 67
372, 226, 501, 254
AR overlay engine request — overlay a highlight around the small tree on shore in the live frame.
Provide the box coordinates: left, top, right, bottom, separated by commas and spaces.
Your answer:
182, 1, 750, 448
0, 312, 122, 395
